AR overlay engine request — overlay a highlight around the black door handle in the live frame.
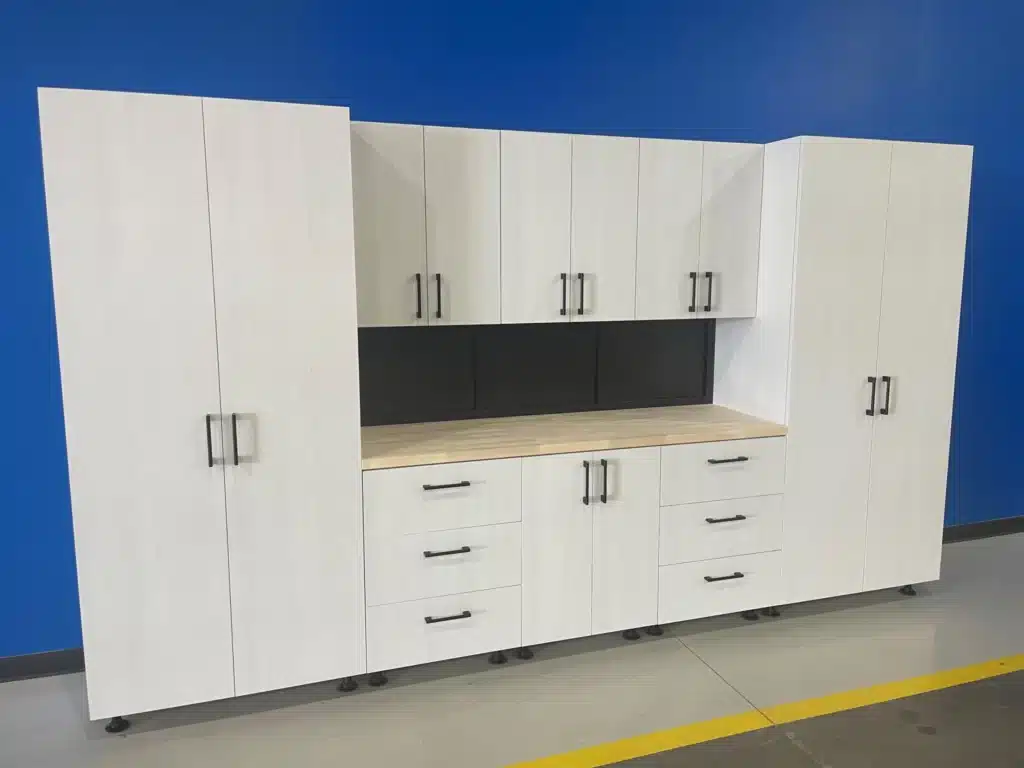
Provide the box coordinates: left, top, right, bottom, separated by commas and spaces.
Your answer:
706, 515, 747, 524
703, 271, 713, 312
422, 480, 471, 491
866, 376, 878, 416
230, 413, 239, 466
582, 460, 590, 506
707, 456, 749, 465
435, 273, 442, 319
600, 458, 608, 504
560, 273, 568, 316
880, 375, 892, 415
704, 572, 744, 583
415, 273, 423, 319
205, 414, 215, 468
423, 546, 471, 558
577, 272, 585, 316
424, 610, 472, 625
688, 271, 697, 313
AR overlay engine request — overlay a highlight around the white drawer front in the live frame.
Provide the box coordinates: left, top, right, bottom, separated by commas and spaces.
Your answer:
366, 586, 521, 672
363, 458, 522, 537
366, 523, 522, 606
660, 495, 783, 565
660, 437, 786, 505
658, 551, 782, 625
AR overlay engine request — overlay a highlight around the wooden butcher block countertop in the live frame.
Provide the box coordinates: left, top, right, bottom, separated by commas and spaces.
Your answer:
360, 404, 786, 470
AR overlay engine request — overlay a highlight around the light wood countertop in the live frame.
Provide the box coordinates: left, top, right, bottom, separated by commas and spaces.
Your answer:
361, 405, 786, 470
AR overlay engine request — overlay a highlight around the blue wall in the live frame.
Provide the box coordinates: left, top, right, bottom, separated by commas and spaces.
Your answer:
2, 0, 1022, 657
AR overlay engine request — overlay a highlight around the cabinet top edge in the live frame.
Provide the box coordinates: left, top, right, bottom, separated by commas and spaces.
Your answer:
361, 405, 786, 470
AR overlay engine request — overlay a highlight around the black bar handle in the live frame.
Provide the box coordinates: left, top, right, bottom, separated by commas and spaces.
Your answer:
423, 546, 471, 559
600, 458, 608, 504
577, 272, 585, 315
582, 460, 590, 506
560, 273, 568, 316
688, 271, 698, 313
424, 610, 472, 625
707, 456, 749, 465
230, 413, 239, 466
880, 375, 892, 415
704, 572, 744, 583
422, 480, 471, 492
703, 271, 713, 312
205, 414, 215, 468
706, 514, 748, 524
866, 375, 877, 416
415, 273, 423, 319
435, 273, 442, 319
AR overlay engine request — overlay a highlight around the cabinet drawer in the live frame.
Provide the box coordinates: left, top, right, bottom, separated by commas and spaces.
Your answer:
660, 495, 783, 565
660, 437, 785, 505
658, 551, 782, 625
366, 586, 521, 672
363, 458, 522, 537
366, 523, 522, 606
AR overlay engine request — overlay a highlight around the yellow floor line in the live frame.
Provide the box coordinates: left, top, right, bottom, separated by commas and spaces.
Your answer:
506, 653, 1024, 768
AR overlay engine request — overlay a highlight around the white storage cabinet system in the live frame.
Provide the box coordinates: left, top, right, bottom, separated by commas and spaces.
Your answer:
39, 88, 973, 731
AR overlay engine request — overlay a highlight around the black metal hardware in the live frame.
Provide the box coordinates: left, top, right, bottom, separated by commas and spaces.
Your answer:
583, 460, 590, 506
707, 456, 749, 465
880, 375, 892, 415
577, 272, 585, 315
703, 271, 713, 312
230, 413, 239, 466
424, 610, 472, 625
423, 546, 471, 559
415, 273, 423, 319
688, 271, 698, 313
422, 480, 471, 491
560, 273, 568, 316
205, 414, 214, 468
704, 572, 744, 583
600, 458, 608, 504
435, 273, 442, 319
866, 375, 877, 416
706, 514, 747, 524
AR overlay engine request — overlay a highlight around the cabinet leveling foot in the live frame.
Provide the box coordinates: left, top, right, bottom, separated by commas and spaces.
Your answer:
899, 584, 917, 596
337, 677, 358, 693
368, 671, 388, 687
488, 651, 508, 665
760, 606, 781, 617
740, 610, 760, 621
644, 625, 664, 636
515, 647, 534, 660
622, 629, 641, 641
105, 716, 130, 734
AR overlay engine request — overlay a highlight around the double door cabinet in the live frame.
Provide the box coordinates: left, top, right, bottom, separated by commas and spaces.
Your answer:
352, 122, 764, 326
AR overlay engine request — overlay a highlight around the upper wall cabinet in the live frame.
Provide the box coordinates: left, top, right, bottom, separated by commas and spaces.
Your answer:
424, 126, 501, 325
500, 130, 572, 324
570, 134, 640, 322
699, 142, 764, 319
352, 122, 428, 327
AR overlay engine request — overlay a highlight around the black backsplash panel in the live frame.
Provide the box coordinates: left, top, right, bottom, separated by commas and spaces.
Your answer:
359, 320, 714, 426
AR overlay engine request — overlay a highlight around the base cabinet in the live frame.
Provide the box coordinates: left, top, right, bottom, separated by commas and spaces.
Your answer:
659, 551, 783, 625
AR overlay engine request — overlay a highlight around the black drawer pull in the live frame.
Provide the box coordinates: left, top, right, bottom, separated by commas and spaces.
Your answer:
435, 273, 443, 319
703, 271, 714, 312
423, 546, 471, 559
706, 514, 747, 524
880, 375, 892, 415
422, 480, 471, 491
704, 572, 744, 583
866, 375, 877, 416
600, 458, 609, 504
424, 610, 472, 625
415, 273, 423, 319
688, 271, 698, 313
205, 414, 215, 468
560, 273, 568, 316
707, 456, 749, 465
582, 460, 590, 506
577, 272, 585, 315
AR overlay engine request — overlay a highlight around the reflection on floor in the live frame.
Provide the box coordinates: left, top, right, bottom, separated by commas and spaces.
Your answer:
1, 533, 1022, 768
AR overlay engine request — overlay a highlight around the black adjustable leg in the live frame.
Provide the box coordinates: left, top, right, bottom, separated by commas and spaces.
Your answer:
515, 647, 534, 660
644, 625, 664, 636
488, 651, 508, 665
740, 610, 760, 621
760, 606, 781, 617
622, 629, 641, 641
337, 677, 358, 693
368, 671, 388, 687
899, 584, 917, 596
105, 716, 130, 734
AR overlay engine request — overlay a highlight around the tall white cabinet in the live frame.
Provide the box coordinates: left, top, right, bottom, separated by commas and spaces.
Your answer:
39, 88, 365, 719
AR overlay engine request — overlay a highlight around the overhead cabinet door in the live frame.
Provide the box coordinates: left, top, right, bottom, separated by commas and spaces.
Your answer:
203, 98, 366, 696
38, 88, 235, 719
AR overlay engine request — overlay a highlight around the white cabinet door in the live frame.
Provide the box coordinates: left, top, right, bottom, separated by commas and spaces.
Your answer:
698, 142, 764, 319
782, 138, 891, 605
351, 121, 428, 327
38, 88, 235, 719
500, 130, 572, 323
521, 453, 593, 645
424, 126, 501, 324
863, 142, 973, 591
591, 447, 660, 634
203, 98, 365, 695
635, 139, 703, 320
570, 134, 639, 321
